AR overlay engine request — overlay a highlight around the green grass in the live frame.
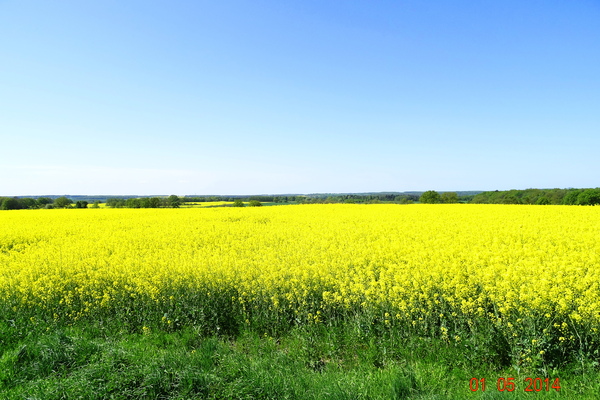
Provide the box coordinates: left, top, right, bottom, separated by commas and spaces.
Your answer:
1, 322, 599, 399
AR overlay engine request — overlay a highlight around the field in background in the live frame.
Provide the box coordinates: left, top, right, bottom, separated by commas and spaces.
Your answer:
1, 204, 599, 398
179, 201, 234, 208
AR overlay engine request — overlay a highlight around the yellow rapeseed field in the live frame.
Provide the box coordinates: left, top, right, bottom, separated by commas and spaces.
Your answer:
1, 204, 599, 364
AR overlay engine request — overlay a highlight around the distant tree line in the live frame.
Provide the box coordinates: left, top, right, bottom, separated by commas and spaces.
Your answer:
106, 195, 181, 208
183, 194, 431, 204
3, 188, 600, 210
184, 195, 300, 203
0, 196, 94, 210
470, 188, 600, 206
417, 188, 600, 206
295, 193, 423, 204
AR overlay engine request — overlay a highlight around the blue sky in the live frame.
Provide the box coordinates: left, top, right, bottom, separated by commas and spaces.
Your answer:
2, 1, 599, 195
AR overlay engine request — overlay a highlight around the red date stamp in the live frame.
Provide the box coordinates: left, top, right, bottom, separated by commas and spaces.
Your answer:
469, 377, 560, 392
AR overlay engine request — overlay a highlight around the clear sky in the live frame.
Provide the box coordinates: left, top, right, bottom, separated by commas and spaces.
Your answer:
2, 1, 599, 196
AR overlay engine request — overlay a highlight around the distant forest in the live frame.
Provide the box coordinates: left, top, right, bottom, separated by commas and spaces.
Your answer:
1, 188, 599, 210
471, 188, 600, 206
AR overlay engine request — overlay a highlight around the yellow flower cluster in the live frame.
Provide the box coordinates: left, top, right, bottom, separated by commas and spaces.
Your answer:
1, 204, 599, 346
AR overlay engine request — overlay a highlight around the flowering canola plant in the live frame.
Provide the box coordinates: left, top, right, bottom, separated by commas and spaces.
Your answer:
1, 204, 599, 365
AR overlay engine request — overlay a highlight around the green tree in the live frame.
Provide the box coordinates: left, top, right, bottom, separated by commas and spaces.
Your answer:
550, 189, 568, 205
248, 200, 262, 207
54, 196, 73, 208
148, 197, 161, 208
502, 194, 521, 204
563, 190, 582, 205
0, 197, 21, 210
167, 195, 181, 208
576, 189, 600, 205
419, 190, 441, 204
19, 198, 37, 209
440, 192, 459, 203
536, 196, 551, 205
36, 197, 53, 207
232, 199, 245, 207
75, 200, 88, 208
106, 198, 126, 208
91, 201, 101, 208
126, 198, 142, 208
